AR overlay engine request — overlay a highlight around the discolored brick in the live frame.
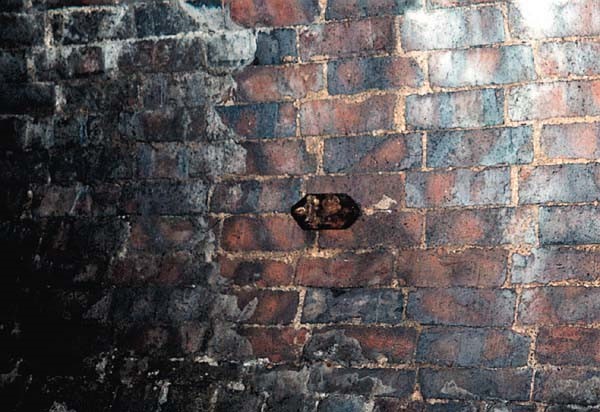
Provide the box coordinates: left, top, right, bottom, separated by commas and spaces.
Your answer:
301, 95, 396, 137
117, 38, 205, 74
401, 6, 505, 51
225, 0, 320, 27
296, 251, 395, 288
326, 0, 420, 19
426, 207, 536, 246
221, 214, 314, 251
540, 206, 600, 245
51, 7, 134, 45
319, 212, 423, 249
328, 56, 423, 95
512, 247, 600, 284
317, 395, 368, 412
534, 368, 600, 405
235, 290, 299, 325
218, 257, 295, 287
217, 102, 297, 139
0, 84, 56, 116
429, 45, 536, 88
397, 248, 508, 287
427, 126, 533, 168
519, 164, 600, 204
210, 178, 301, 213
541, 122, 600, 160
537, 327, 600, 366
417, 327, 530, 367
300, 17, 395, 60
407, 288, 516, 327
538, 40, 600, 77
406, 168, 511, 208
406, 89, 504, 130
242, 139, 317, 176
241, 327, 309, 363
508, 80, 600, 121
254, 29, 297, 65
302, 288, 403, 324
518, 287, 600, 326
323, 133, 421, 173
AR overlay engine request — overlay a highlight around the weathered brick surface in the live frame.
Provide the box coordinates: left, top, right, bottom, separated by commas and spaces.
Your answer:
242, 139, 317, 175
541, 122, 600, 160
537, 327, 600, 366
534, 368, 600, 405
519, 164, 600, 204
512, 247, 600, 284
301, 95, 396, 136
401, 7, 505, 51
406, 89, 504, 130
407, 288, 516, 326
254, 29, 297, 65
218, 257, 295, 287
540, 206, 600, 245
518, 287, 600, 325
397, 248, 508, 287
218, 102, 297, 139
222, 215, 314, 251
326, 0, 420, 19
225, 0, 320, 27
538, 40, 600, 77
427, 126, 533, 168
235, 290, 299, 324
211, 178, 301, 213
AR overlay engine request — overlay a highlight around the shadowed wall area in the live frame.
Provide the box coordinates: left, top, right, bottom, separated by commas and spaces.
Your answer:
2, 0, 600, 411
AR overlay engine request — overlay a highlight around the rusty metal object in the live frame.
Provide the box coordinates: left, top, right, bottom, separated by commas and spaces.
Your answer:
291, 194, 360, 230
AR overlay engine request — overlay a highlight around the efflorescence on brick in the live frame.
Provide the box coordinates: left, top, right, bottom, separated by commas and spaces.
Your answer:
4, 0, 600, 410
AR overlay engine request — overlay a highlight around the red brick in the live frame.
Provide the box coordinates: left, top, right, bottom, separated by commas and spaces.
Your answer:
218, 102, 296, 139
323, 133, 422, 173
300, 95, 396, 137
537, 327, 600, 366
235, 290, 299, 325
319, 212, 423, 249
541, 122, 600, 160
406, 168, 511, 208
397, 248, 508, 287
519, 164, 600, 204
299, 17, 395, 60
538, 41, 600, 77
426, 207, 536, 246
225, 0, 320, 27
328, 56, 423, 95
218, 257, 295, 287
221, 215, 314, 251
242, 140, 317, 176
210, 178, 301, 214
296, 251, 394, 287
326, 0, 420, 19
234, 64, 324, 103
305, 326, 417, 364
241, 327, 308, 363
508, 80, 600, 121
306, 174, 405, 211
407, 288, 516, 327
518, 287, 600, 326
512, 247, 600, 284
129, 216, 203, 252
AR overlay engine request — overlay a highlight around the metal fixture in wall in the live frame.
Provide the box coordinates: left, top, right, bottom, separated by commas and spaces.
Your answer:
291, 193, 360, 230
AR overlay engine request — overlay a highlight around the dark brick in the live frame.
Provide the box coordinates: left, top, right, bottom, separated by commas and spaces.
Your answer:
120, 109, 196, 142
218, 103, 296, 139
521, 164, 600, 203
323, 133, 422, 173
225, 0, 320, 27
0, 50, 27, 82
397, 248, 508, 287
512, 247, 600, 284
221, 214, 314, 251
0, 117, 29, 150
35, 46, 105, 81
0, 0, 29, 12
406, 168, 511, 208
328, 56, 423, 95
305, 174, 406, 211
128, 216, 208, 253
374, 399, 479, 412
417, 327, 530, 367
120, 181, 208, 215
406, 89, 504, 130
537, 327, 600, 366
254, 29, 297, 65
327, 0, 420, 19
542, 122, 600, 160
51, 8, 134, 45
427, 126, 533, 168
235, 64, 324, 102
134, 1, 198, 37
540, 206, 600, 245
241, 327, 309, 363
304, 327, 417, 365
534, 368, 600, 405
518, 287, 600, 326
319, 212, 423, 249
296, 251, 395, 288
214, 388, 262, 412
0, 13, 43, 48
211, 178, 301, 213
0, 84, 56, 116
407, 288, 516, 327
218, 257, 295, 287
300, 17, 395, 60
235, 290, 299, 325
302, 288, 403, 324
426, 207, 536, 246
242, 139, 317, 176
301, 95, 396, 136
308, 364, 415, 398
62, 78, 140, 113
118, 38, 205, 74
420, 368, 532, 401
317, 395, 368, 412
136, 143, 188, 179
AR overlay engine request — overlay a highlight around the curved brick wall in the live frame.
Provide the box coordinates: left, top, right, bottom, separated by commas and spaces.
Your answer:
3, 0, 600, 410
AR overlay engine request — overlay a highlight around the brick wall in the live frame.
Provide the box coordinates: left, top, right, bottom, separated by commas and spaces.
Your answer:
3, 0, 600, 411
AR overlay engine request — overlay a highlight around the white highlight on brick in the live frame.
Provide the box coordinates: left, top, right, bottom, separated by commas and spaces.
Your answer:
513, 0, 566, 38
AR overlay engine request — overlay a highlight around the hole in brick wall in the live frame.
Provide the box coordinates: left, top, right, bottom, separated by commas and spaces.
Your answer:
291, 193, 360, 230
